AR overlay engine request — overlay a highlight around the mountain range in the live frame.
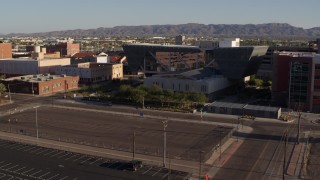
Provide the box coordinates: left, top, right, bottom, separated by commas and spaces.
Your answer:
4, 23, 320, 38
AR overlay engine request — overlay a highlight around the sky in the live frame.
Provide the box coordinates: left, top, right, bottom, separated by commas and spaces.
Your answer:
0, 0, 319, 34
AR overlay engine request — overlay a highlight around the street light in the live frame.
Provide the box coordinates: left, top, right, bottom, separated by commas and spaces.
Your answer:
199, 150, 204, 180
7, 84, 11, 103
163, 120, 168, 167
33, 106, 40, 141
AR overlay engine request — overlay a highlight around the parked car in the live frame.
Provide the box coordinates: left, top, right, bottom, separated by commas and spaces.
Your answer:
125, 160, 142, 171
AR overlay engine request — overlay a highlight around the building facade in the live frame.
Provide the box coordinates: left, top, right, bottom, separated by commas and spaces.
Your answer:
55, 63, 123, 83
0, 58, 70, 77
272, 52, 320, 112
1, 74, 79, 96
45, 43, 80, 56
0, 43, 12, 59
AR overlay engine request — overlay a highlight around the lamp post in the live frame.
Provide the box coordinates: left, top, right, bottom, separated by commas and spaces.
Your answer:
7, 84, 11, 103
33, 106, 40, 141
199, 150, 204, 180
163, 120, 168, 167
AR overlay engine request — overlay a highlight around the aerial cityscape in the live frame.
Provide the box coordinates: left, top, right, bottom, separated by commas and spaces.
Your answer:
0, 0, 320, 180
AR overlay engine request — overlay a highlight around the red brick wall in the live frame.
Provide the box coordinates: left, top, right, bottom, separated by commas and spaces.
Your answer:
37, 76, 79, 95
0, 43, 12, 58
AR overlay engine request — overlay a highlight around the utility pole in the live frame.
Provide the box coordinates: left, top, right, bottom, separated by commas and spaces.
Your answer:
163, 120, 168, 167
133, 131, 136, 160
219, 128, 222, 160
283, 132, 288, 180
297, 111, 301, 144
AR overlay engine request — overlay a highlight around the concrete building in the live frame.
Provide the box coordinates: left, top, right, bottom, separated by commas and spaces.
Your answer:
144, 68, 234, 100
55, 63, 123, 83
45, 43, 80, 56
272, 52, 320, 112
0, 43, 12, 59
206, 101, 281, 119
1, 74, 79, 96
0, 58, 70, 77
219, 38, 240, 47
145, 46, 268, 100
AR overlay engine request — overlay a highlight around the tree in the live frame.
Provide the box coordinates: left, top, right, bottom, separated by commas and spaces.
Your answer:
0, 83, 6, 96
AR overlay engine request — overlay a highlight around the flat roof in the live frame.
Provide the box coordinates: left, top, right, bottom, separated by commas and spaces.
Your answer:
3, 74, 71, 83
125, 43, 199, 49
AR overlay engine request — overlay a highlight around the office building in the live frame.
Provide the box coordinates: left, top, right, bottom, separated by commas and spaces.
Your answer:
0, 42, 12, 59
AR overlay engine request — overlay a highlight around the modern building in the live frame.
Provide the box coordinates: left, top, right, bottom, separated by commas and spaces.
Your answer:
122, 43, 201, 74
45, 43, 80, 56
55, 62, 123, 83
0, 58, 70, 77
0, 42, 12, 59
219, 38, 240, 48
145, 46, 268, 100
272, 52, 320, 112
1, 74, 79, 96
257, 46, 317, 79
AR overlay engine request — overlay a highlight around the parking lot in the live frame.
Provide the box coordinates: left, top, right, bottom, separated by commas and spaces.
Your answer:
0, 139, 190, 180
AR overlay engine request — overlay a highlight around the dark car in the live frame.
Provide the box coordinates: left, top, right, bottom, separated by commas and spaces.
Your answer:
126, 160, 142, 171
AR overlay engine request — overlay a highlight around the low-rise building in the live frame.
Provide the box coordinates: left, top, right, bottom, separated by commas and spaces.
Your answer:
71, 52, 108, 64
0, 58, 70, 77
55, 62, 123, 83
1, 74, 79, 96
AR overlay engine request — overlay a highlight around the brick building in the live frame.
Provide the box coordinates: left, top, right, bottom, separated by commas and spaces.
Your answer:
1, 74, 79, 96
0, 43, 12, 59
45, 43, 80, 56
272, 52, 320, 112
55, 62, 123, 83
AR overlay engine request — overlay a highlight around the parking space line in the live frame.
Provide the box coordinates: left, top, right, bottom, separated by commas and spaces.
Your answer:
30, 170, 42, 176
39, 172, 50, 178
89, 158, 102, 165
0, 163, 12, 168
6, 165, 19, 171
80, 157, 92, 164
152, 168, 162, 176
50, 151, 65, 158
57, 152, 71, 159
142, 167, 153, 174
59, 176, 68, 180
0, 142, 11, 147
162, 171, 170, 179
30, 147, 44, 153
44, 150, 58, 156
65, 154, 79, 160
8, 144, 24, 149
4, 143, 19, 148
36, 149, 51, 155
21, 168, 34, 175
23, 146, 37, 152
47, 174, 60, 180
14, 166, 26, 173
16, 145, 32, 151
73, 155, 86, 162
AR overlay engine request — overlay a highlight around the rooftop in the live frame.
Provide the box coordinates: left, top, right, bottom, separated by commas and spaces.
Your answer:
3, 74, 70, 83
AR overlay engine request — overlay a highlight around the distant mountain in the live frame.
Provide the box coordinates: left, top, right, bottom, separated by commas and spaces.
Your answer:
3, 23, 320, 38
